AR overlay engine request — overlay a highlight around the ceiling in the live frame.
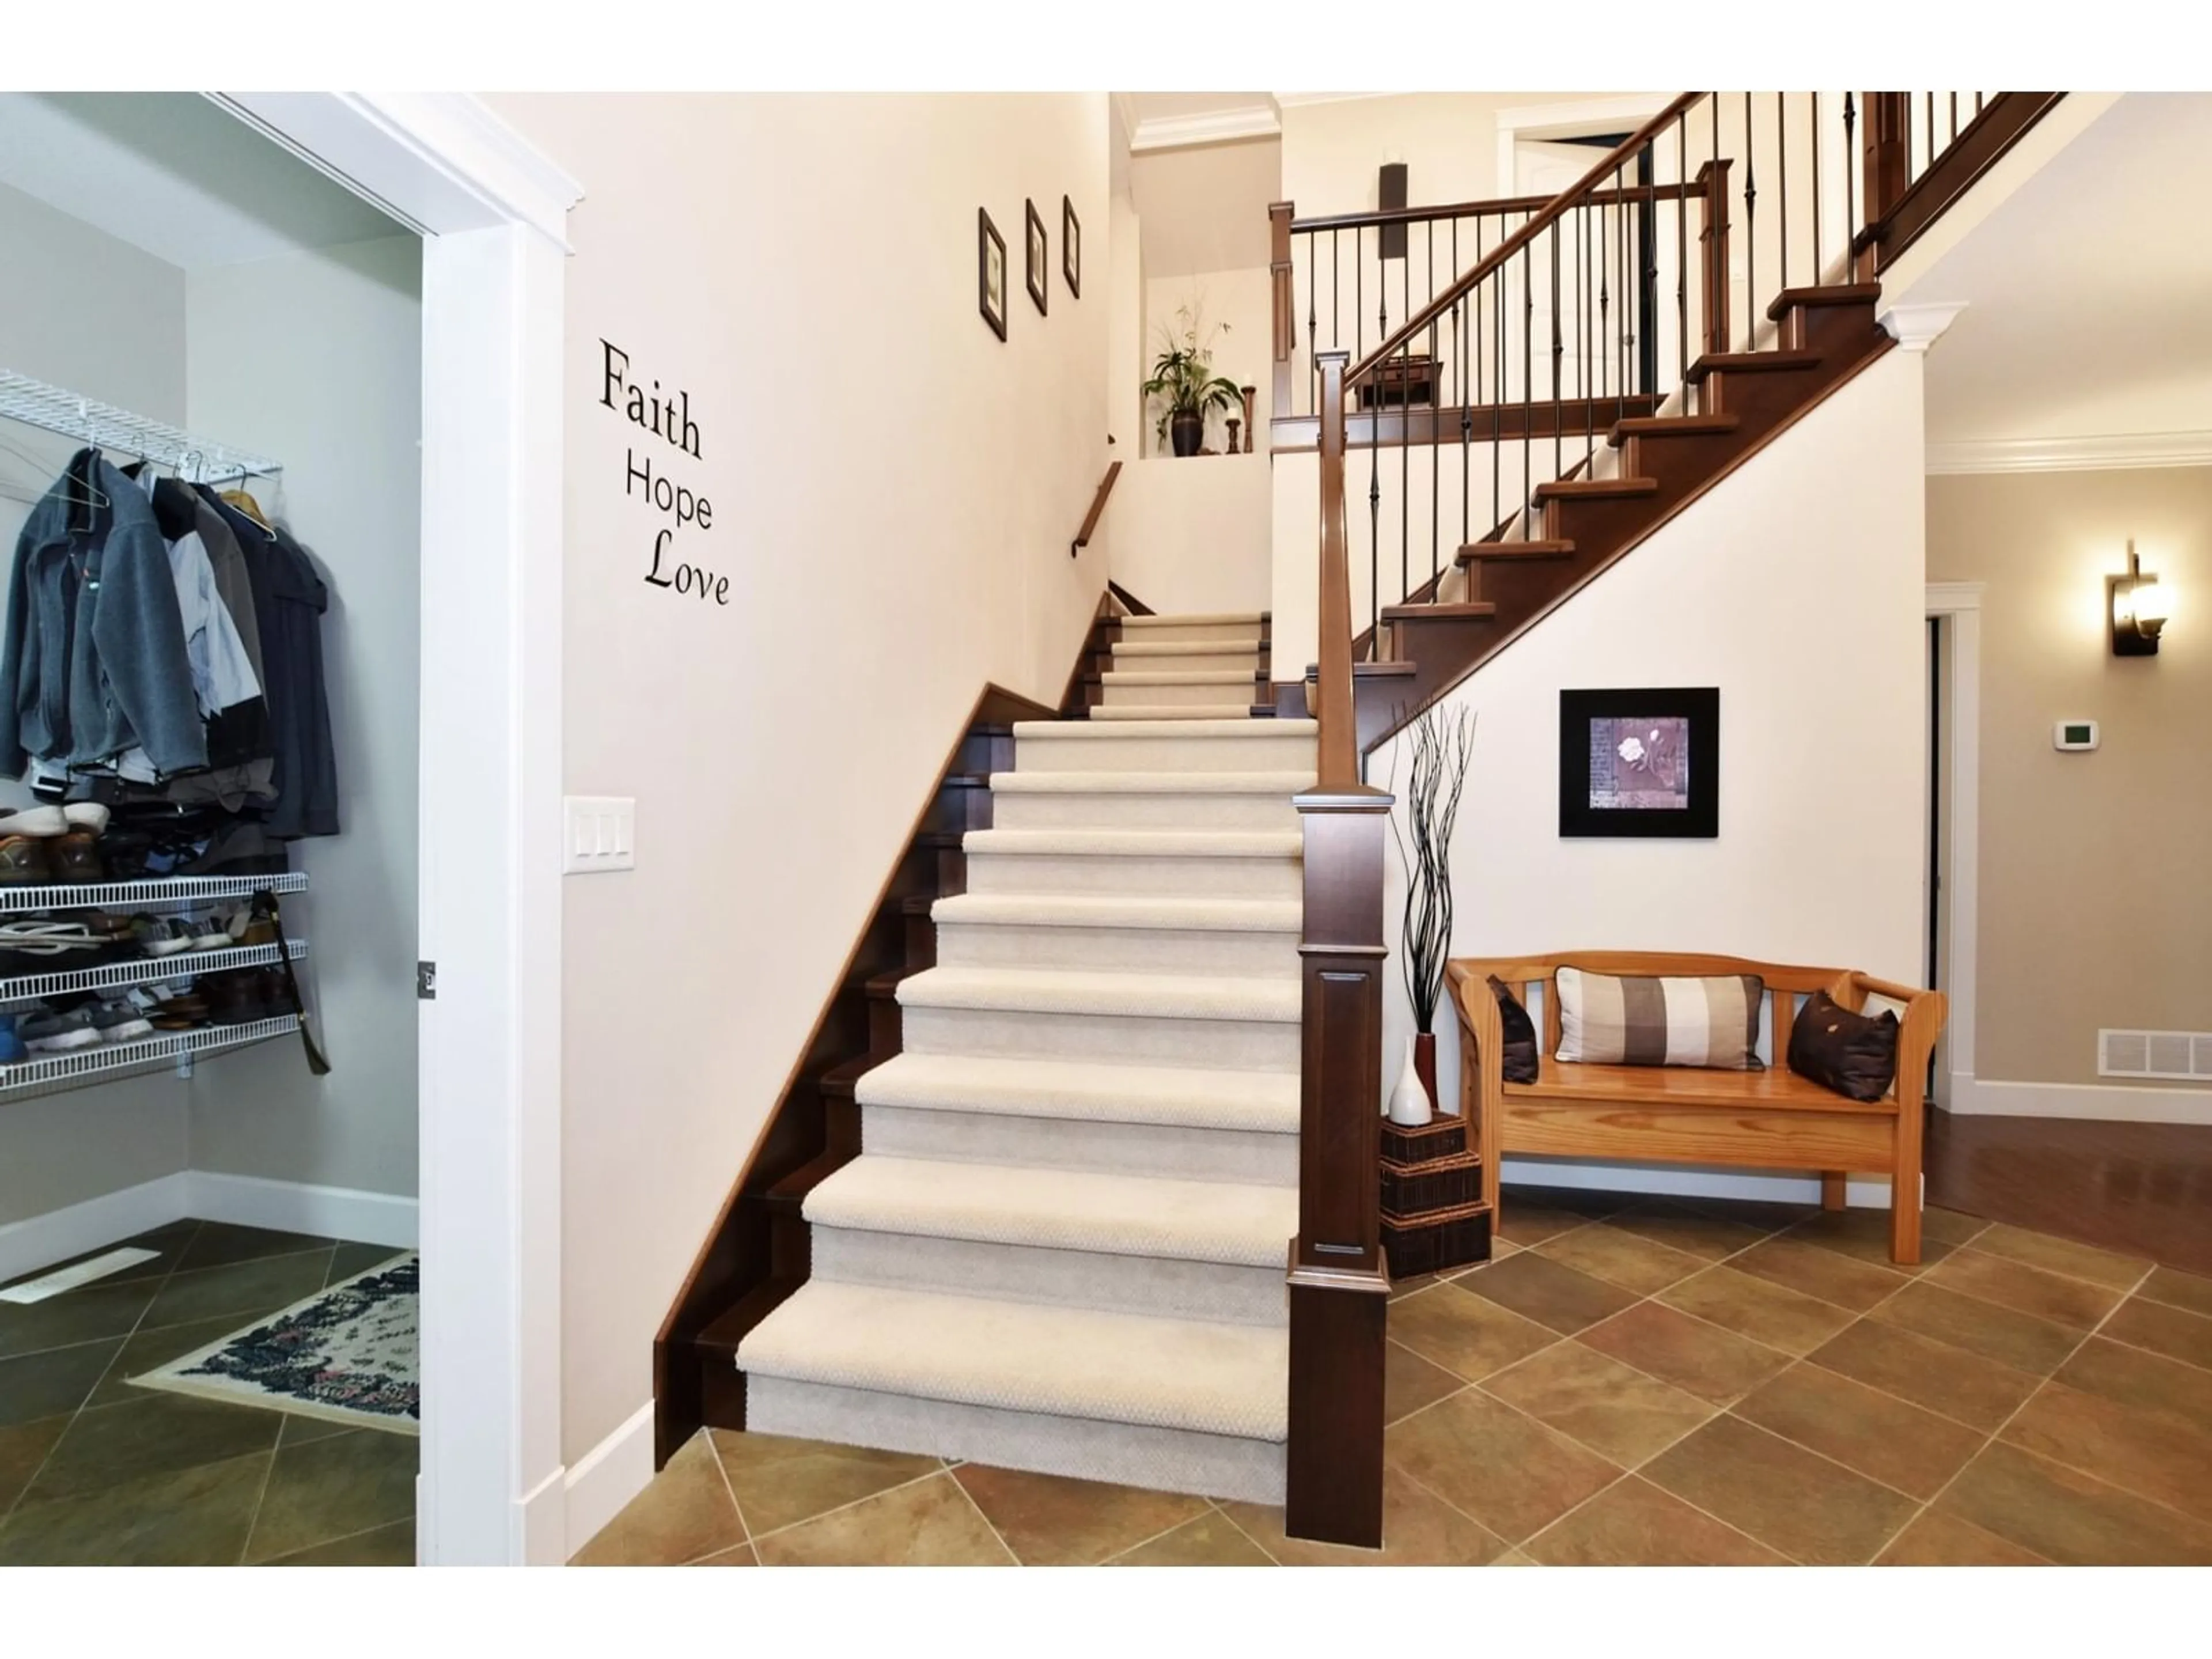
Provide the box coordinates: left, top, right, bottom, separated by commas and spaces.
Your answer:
1915, 93, 2212, 450
0, 92, 402, 270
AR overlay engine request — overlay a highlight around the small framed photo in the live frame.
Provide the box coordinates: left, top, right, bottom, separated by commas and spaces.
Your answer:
978, 207, 1007, 341
1558, 687, 1719, 838
1062, 195, 1081, 298
1025, 198, 1049, 316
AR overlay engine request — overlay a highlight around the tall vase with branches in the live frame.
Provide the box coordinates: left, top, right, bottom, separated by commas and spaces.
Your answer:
1387, 704, 1478, 1117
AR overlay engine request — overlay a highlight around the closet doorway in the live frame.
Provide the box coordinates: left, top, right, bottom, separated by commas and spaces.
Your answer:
0, 93, 576, 1566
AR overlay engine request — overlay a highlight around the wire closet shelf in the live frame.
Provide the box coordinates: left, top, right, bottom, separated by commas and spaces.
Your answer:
0, 368, 283, 485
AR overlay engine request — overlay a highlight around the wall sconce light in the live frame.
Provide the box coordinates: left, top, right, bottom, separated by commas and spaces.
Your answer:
2108, 539, 2170, 657
1378, 154, 1408, 260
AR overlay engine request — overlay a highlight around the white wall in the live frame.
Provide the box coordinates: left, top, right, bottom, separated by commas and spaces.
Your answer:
1373, 352, 1929, 1198
1281, 93, 1639, 218
0, 180, 191, 1226
181, 233, 423, 1200
1109, 454, 1272, 618
1107, 189, 1145, 448
486, 92, 1112, 1466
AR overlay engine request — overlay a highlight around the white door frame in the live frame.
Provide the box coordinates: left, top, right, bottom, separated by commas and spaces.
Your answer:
1925, 581, 1982, 1116
1494, 94, 1672, 197
209, 93, 581, 1566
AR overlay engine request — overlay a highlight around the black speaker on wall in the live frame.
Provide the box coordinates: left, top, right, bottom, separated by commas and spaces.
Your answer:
1378, 161, 1407, 259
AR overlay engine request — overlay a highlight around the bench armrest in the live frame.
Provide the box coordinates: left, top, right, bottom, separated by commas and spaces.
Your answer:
1834, 972, 1949, 1109
1447, 960, 1508, 1118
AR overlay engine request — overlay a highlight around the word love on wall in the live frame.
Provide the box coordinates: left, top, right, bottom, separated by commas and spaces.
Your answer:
601, 339, 728, 605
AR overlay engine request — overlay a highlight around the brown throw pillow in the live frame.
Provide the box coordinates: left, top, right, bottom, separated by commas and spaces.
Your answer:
1787, 990, 1900, 1103
1554, 967, 1765, 1070
1487, 976, 1539, 1084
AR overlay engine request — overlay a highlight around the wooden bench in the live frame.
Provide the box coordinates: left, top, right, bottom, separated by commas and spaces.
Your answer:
1446, 953, 1947, 1264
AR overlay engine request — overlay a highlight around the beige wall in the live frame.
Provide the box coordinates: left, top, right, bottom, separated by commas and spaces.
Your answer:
1109, 454, 1272, 618
1141, 264, 1271, 457
1281, 93, 1636, 217
1928, 466, 2212, 1088
488, 93, 1112, 1465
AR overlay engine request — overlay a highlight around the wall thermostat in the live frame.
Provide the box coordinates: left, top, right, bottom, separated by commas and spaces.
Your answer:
2054, 720, 2100, 752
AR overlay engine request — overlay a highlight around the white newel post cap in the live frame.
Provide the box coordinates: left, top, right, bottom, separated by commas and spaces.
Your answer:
1879, 302, 1969, 354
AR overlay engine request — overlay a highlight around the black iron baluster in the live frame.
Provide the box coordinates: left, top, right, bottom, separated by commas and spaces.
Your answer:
1332, 229, 1340, 356
1677, 107, 1690, 389
1926, 92, 1935, 173
1355, 226, 1363, 361
1743, 92, 1756, 353
1369, 402, 1381, 658
1950, 92, 1958, 149
1624, 164, 1637, 418
1844, 94, 1857, 247
1778, 92, 1789, 294
1306, 232, 1317, 418
1402, 230, 1411, 608
1550, 219, 1562, 482
1521, 232, 1532, 531
1588, 198, 1600, 474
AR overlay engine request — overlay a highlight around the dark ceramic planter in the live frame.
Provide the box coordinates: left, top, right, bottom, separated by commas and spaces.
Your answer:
1414, 1031, 1440, 1115
1169, 412, 1203, 457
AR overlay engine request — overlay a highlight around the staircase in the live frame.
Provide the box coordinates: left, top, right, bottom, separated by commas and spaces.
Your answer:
730, 611, 1320, 1502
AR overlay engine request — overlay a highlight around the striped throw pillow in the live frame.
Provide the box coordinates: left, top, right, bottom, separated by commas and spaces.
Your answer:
1554, 968, 1765, 1070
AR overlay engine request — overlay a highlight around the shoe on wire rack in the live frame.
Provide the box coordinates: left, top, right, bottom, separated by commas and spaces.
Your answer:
52, 830, 104, 885
0, 806, 67, 839
0, 1016, 26, 1066
20, 1005, 103, 1052
0, 919, 126, 975
132, 915, 198, 958
0, 835, 55, 887
90, 998, 154, 1044
187, 911, 234, 952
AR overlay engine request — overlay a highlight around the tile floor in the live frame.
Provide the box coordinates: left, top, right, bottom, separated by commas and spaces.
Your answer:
0, 1219, 416, 1566
578, 1187, 2212, 1566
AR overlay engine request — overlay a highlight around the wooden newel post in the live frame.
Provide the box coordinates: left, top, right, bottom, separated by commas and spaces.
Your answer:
1285, 349, 1391, 1550
1270, 201, 1296, 422
1695, 158, 1733, 358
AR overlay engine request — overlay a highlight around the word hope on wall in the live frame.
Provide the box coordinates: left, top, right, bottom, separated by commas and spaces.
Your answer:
601, 339, 728, 605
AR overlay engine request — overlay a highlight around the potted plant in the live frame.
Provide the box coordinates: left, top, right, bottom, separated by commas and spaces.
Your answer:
1142, 302, 1243, 457
1386, 703, 1478, 1122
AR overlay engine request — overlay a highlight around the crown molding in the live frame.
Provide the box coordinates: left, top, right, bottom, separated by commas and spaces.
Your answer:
1126, 103, 1282, 154
1927, 430, 2212, 475
1272, 92, 1395, 109
1879, 302, 1968, 353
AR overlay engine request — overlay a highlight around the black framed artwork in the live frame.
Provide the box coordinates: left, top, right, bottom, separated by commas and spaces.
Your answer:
1062, 195, 1081, 298
1024, 198, 1049, 316
978, 207, 1007, 341
1558, 687, 1719, 838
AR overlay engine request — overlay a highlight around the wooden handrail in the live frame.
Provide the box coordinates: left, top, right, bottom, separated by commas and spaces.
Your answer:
1291, 179, 1704, 236
1346, 92, 1704, 389
1068, 460, 1122, 559
1312, 355, 1357, 790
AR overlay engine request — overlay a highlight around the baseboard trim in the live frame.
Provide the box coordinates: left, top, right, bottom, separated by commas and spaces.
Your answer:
1945, 1072, 2212, 1126
1501, 1156, 1899, 1209
562, 1399, 657, 1563
0, 1172, 191, 1286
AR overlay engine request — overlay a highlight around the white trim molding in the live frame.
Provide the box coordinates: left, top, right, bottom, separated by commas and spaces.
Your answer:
1946, 1073, 2212, 1126
1272, 92, 1396, 111
0, 1174, 190, 1288
1880, 302, 1968, 353
1927, 582, 1983, 1107
1126, 103, 1281, 154
1501, 1157, 1899, 1210
1927, 430, 2212, 475
562, 1399, 658, 1563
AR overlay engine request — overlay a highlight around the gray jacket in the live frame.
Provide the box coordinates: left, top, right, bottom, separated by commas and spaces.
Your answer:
0, 449, 207, 779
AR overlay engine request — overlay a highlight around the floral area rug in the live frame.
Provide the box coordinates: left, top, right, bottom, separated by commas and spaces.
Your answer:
131, 1253, 419, 1435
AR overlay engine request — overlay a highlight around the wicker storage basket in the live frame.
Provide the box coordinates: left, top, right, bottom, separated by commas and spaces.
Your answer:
1380, 1113, 1467, 1163
1381, 1200, 1493, 1279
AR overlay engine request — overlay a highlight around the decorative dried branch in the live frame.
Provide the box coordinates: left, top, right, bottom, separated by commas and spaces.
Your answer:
1385, 700, 1478, 1033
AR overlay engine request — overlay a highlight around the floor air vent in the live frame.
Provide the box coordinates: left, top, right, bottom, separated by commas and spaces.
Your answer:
2099, 1028, 2212, 1082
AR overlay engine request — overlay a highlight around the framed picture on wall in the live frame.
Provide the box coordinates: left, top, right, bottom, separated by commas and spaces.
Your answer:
1025, 198, 1049, 316
978, 207, 1007, 341
1558, 687, 1719, 838
1062, 195, 1081, 298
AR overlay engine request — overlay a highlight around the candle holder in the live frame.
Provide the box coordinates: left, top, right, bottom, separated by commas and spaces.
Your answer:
1238, 385, 1256, 453
1225, 418, 1241, 454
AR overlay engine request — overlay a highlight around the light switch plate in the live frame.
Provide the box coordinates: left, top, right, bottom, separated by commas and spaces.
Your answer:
563, 796, 636, 873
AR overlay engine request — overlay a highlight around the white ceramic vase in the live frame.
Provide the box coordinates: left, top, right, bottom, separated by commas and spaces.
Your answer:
1387, 1036, 1433, 1127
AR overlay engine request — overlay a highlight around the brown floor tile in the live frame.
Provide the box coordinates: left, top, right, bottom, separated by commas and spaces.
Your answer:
710, 1427, 942, 1537
84, 1314, 247, 1411
1494, 1201, 1600, 1248
1728, 1236, 1911, 1313
1734, 1362, 1984, 1500
1806, 1317, 2041, 1433
327, 1244, 410, 1286
1385, 1338, 1465, 1424
1923, 1248, 2125, 1331
20, 1391, 281, 1505
1922, 1206, 1990, 1247
0, 1276, 160, 1361
2001, 1381, 2212, 1524
1937, 1440, 2212, 1566
1105, 1509, 1271, 1566
571, 1433, 745, 1566
1601, 1199, 1770, 1263
1502, 1184, 1638, 1219
1871, 1280, 2084, 1377
1642, 1415, 1918, 1565
1481, 1340, 1714, 1467
1456, 1251, 1639, 1336
2139, 1264, 2212, 1321
176, 1222, 338, 1274
1222, 1465, 1506, 1566
0, 1338, 120, 1429
1677, 1195, 1819, 1234
1576, 1302, 1791, 1406
1969, 1222, 2151, 1292
1873, 1509, 2047, 1566
1387, 1270, 1450, 1302
2055, 1336, 2212, 1438
687, 1543, 757, 1566
1490, 1547, 1537, 1565
139, 1249, 335, 1332
0, 1414, 69, 1511
1387, 1282, 1558, 1383
277, 1410, 355, 1450
949, 1464, 1207, 1565
245, 1426, 419, 1563
0, 1222, 199, 1301
1523, 1475, 1785, 1566
1783, 1207, 1955, 1274
2103, 1296, 2212, 1372
1384, 1388, 1618, 1546
755, 1470, 1013, 1565
1657, 1266, 1857, 1356
0, 1450, 269, 1565
263, 1519, 415, 1566
1533, 1224, 1707, 1296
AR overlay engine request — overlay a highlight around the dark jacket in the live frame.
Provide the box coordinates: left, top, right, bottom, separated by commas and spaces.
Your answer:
153, 478, 276, 807
1, 450, 207, 779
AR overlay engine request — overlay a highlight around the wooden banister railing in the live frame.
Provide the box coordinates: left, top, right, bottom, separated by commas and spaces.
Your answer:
1069, 459, 1122, 558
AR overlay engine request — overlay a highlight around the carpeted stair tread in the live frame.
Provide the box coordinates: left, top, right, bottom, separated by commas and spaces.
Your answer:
1089, 703, 1259, 721
805, 1157, 1297, 1266
1111, 638, 1263, 659
1099, 668, 1259, 687
737, 1281, 1288, 1441
855, 1052, 1300, 1132
1013, 717, 1317, 740
964, 827, 1302, 859
1118, 611, 1266, 629
988, 769, 1314, 795
896, 964, 1301, 1023
933, 893, 1303, 933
